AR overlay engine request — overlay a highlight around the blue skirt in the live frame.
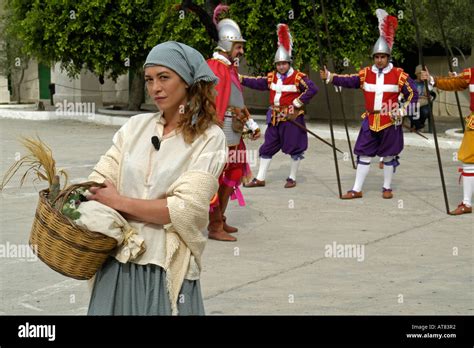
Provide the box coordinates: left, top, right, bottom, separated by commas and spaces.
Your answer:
88, 257, 205, 315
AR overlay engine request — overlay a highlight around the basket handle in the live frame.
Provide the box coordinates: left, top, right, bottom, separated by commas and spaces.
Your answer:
52, 181, 105, 209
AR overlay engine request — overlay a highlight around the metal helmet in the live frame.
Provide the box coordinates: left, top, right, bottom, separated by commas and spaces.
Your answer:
372, 9, 398, 57
274, 23, 293, 64
274, 46, 292, 64
216, 19, 246, 53
371, 36, 391, 56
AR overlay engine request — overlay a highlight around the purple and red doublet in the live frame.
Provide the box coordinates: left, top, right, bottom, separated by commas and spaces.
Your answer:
331, 64, 418, 160
240, 68, 318, 159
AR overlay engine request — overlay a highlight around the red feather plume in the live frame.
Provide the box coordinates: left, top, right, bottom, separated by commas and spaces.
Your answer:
376, 9, 398, 49
277, 24, 292, 56
382, 15, 398, 49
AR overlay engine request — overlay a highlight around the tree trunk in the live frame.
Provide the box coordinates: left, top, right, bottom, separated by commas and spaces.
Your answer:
14, 66, 25, 103
12, 60, 28, 103
128, 68, 145, 111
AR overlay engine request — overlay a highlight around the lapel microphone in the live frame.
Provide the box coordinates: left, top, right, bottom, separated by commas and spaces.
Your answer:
151, 136, 161, 151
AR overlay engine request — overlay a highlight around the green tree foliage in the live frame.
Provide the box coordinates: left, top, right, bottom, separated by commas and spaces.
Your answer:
4, 0, 169, 109
8, 0, 162, 80
408, 0, 473, 56
3, 0, 220, 109
146, 0, 217, 55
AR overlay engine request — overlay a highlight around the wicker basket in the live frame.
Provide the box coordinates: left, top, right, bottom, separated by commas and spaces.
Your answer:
29, 182, 118, 280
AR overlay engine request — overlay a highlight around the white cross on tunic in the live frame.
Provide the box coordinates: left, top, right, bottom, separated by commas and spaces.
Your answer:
271, 81, 298, 106
363, 74, 399, 111
271, 67, 297, 106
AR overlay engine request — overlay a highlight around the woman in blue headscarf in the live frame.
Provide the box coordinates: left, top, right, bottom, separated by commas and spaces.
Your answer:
86, 41, 227, 315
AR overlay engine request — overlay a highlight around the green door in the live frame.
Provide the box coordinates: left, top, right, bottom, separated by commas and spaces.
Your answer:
38, 63, 51, 100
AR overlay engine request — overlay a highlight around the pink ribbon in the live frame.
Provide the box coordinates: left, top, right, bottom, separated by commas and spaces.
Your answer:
231, 185, 245, 206
222, 176, 246, 207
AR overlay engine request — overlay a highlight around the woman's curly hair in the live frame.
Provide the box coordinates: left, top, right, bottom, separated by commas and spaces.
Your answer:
178, 81, 219, 144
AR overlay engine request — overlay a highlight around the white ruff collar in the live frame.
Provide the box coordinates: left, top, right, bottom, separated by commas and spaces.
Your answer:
213, 52, 232, 66
372, 63, 393, 75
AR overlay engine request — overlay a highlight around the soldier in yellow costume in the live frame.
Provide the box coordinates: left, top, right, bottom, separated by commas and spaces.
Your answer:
421, 67, 474, 215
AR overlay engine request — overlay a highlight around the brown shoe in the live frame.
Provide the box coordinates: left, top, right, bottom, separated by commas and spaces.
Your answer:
208, 230, 237, 241
450, 202, 472, 215
207, 206, 237, 242
382, 188, 393, 199
222, 215, 238, 233
341, 190, 363, 199
243, 178, 265, 188
218, 185, 239, 233
284, 178, 296, 188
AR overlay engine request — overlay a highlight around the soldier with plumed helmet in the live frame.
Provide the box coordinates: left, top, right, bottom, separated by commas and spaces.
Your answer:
320, 9, 418, 200
241, 24, 318, 189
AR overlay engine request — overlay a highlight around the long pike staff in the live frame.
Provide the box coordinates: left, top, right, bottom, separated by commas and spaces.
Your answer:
319, 0, 356, 169
309, 0, 342, 198
434, 0, 465, 132
410, 0, 451, 214
284, 118, 344, 153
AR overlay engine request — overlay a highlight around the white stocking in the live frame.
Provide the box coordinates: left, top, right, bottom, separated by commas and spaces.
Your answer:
289, 158, 301, 181
383, 156, 395, 189
462, 164, 474, 207
353, 156, 372, 192
256, 157, 272, 181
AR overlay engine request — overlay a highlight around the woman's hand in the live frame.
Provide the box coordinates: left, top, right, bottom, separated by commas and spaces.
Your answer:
88, 180, 170, 224
88, 180, 122, 210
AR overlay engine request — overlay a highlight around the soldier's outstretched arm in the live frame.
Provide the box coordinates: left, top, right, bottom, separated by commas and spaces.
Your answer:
239, 74, 269, 91
421, 67, 469, 92
320, 66, 361, 89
